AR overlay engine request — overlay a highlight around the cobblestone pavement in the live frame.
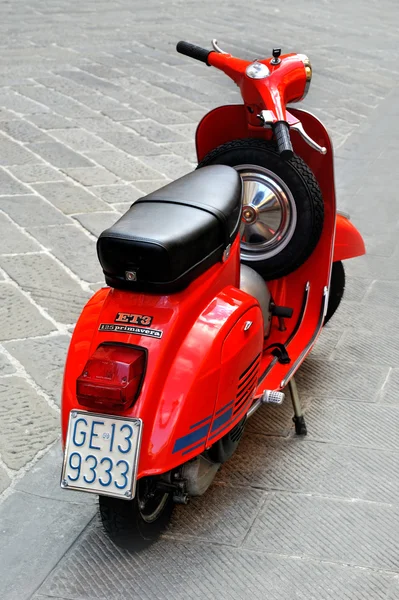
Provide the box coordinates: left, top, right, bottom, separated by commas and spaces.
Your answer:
0, 0, 399, 598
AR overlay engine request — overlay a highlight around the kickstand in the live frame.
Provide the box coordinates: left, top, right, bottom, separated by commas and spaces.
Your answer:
288, 377, 307, 436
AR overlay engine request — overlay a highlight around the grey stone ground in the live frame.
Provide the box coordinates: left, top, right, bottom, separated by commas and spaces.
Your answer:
0, 0, 398, 598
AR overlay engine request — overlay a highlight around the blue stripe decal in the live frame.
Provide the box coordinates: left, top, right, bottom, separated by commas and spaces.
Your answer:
209, 402, 249, 441
173, 399, 239, 454
215, 400, 234, 417
190, 414, 212, 430
182, 440, 206, 456
173, 423, 209, 453
211, 406, 233, 433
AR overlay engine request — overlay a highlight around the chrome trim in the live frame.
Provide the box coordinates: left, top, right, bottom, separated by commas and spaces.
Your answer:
235, 164, 297, 262
323, 285, 329, 319
258, 357, 278, 386
287, 107, 334, 153
285, 281, 311, 346
246, 61, 270, 79
290, 121, 327, 155
280, 286, 328, 388
247, 397, 262, 418
258, 109, 276, 127
222, 243, 231, 261
211, 39, 228, 54
297, 53, 312, 100
125, 270, 137, 281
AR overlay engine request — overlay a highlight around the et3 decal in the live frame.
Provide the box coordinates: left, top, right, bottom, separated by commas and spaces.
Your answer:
115, 312, 153, 326
98, 313, 163, 339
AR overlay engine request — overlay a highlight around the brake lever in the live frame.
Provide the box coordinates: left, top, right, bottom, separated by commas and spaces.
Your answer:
211, 39, 228, 54
290, 122, 327, 155
258, 111, 327, 155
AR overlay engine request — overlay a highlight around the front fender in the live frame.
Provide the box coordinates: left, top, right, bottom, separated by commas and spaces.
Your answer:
334, 214, 366, 261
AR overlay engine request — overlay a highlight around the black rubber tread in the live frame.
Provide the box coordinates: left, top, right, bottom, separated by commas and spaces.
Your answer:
324, 260, 345, 325
198, 138, 324, 280
99, 490, 174, 551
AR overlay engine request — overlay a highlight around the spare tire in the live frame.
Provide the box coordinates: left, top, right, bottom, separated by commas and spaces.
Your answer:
198, 138, 324, 280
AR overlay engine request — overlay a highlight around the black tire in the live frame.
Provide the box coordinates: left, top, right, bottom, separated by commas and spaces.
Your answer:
198, 138, 324, 280
324, 261, 345, 325
99, 477, 174, 551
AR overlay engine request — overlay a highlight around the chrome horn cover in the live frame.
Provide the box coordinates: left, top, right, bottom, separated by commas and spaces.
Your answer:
235, 164, 297, 261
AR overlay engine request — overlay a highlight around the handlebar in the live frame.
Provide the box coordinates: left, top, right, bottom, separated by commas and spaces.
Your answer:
176, 40, 324, 158
272, 122, 293, 160
176, 41, 213, 66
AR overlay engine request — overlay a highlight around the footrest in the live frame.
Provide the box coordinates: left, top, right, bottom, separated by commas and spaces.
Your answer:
262, 390, 285, 405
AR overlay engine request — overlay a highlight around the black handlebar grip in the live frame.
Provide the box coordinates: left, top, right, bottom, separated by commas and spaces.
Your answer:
273, 121, 294, 160
176, 41, 212, 66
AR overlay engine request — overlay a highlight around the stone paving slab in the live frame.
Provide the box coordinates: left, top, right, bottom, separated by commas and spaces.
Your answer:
0, 195, 70, 227
243, 492, 399, 571
0, 376, 59, 470
15, 443, 96, 506
0, 283, 55, 339
219, 433, 399, 503
381, 369, 399, 405
0, 465, 11, 494
0, 254, 91, 324
5, 335, 71, 406
1, 490, 95, 600
33, 529, 399, 600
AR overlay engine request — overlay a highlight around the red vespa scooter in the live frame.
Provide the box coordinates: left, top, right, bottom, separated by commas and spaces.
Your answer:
60, 40, 365, 550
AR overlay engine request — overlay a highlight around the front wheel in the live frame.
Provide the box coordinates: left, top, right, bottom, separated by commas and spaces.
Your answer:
99, 476, 174, 551
324, 261, 345, 325
198, 138, 324, 280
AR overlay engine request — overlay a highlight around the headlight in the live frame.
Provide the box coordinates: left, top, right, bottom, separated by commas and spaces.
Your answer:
297, 54, 312, 99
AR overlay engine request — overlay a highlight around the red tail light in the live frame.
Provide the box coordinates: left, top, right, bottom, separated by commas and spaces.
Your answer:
76, 344, 146, 411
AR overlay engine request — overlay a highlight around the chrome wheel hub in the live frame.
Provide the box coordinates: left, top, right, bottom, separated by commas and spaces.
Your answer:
235, 164, 297, 262
242, 205, 257, 224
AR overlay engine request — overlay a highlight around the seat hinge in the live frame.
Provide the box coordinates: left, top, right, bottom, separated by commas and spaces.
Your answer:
223, 244, 231, 262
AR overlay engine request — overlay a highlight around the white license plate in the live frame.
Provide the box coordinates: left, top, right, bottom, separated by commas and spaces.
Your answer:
61, 410, 142, 500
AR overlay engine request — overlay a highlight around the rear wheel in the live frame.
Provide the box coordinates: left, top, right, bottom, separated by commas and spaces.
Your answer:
99, 476, 174, 551
198, 138, 324, 280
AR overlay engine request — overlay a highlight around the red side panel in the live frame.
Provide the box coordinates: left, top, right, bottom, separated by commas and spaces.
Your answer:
206, 305, 263, 446
62, 237, 262, 478
333, 214, 366, 261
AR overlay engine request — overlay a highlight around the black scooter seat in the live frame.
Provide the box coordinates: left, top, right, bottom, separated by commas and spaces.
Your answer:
97, 165, 242, 293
